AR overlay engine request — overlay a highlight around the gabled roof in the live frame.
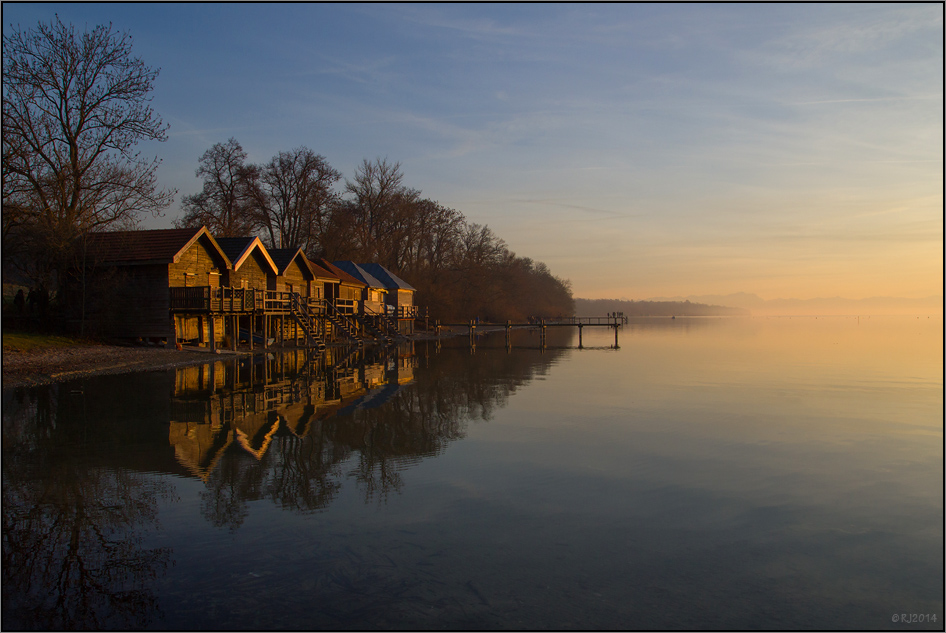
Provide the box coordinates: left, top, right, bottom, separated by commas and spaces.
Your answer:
359, 263, 416, 292
314, 258, 366, 287
86, 226, 231, 268
268, 247, 313, 278
215, 237, 278, 275
332, 261, 385, 289
306, 257, 341, 283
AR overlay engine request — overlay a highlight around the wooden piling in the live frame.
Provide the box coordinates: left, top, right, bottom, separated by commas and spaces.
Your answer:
248, 315, 254, 351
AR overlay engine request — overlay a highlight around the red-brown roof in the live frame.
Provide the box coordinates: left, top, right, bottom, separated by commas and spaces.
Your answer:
85, 227, 230, 267
312, 257, 365, 287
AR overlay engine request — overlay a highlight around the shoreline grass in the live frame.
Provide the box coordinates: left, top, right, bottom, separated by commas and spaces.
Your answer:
2, 331, 98, 352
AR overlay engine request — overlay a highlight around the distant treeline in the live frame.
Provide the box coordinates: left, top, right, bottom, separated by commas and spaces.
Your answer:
575, 298, 749, 317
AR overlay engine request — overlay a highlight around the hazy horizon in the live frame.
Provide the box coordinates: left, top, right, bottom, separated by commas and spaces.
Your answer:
577, 293, 943, 316
4, 4, 942, 302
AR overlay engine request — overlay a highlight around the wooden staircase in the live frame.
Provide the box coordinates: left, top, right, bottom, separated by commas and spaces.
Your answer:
289, 293, 321, 347
325, 299, 361, 342
370, 313, 400, 339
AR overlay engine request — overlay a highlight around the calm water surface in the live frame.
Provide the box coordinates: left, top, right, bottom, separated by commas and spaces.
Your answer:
2, 317, 942, 630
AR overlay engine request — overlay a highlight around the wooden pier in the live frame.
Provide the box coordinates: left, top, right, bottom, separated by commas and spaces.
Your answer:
434, 314, 628, 349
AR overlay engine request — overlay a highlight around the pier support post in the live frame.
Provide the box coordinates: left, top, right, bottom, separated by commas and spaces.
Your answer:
167, 314, 178, 349
231, 316, 238, 351
209, 315, 216, 351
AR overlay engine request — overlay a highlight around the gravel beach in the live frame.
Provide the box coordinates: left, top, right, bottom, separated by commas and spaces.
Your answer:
2, 344, 228, 389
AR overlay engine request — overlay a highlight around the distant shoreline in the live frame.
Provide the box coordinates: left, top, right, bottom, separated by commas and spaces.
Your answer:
575, 298, 748, 317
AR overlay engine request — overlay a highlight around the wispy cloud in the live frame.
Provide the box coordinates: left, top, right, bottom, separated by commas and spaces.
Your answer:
791, 95, 941, 106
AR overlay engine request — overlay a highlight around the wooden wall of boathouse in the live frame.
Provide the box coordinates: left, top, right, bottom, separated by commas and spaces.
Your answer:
226, 250, 276, 291
168, 236, 230, 346
167, 237, 225, 288
68, 263, 172, 339
277, 258, 314, 296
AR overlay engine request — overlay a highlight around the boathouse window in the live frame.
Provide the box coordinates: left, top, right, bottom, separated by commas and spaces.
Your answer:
208, 272, 219, 287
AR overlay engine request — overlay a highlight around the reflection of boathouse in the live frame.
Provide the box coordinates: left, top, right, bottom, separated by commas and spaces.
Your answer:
167, 346, 418, 481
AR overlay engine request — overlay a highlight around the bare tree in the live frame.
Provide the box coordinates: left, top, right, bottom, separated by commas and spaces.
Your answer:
176, 138, 259, 237
343, 158, 420, 267
253, 147, 341, 251
2, 16, 175, 286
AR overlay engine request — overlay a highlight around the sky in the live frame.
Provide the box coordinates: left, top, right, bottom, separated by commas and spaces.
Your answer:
4, 3, 943, 302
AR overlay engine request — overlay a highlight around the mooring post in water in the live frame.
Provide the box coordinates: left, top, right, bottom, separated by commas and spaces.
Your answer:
506, 320, 512, 349
578, 323, 583, 349
613, 323, 620, 349
540, 319, 547, 348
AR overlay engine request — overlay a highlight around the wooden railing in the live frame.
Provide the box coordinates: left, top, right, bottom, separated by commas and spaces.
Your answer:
364, 304, 419, 319
169, 286, 212, 310
171, 287, 301, 313
334, 298, 356, 315
171, 287, 398, 323
546, 315, 629, 325
396, 305, 419, 319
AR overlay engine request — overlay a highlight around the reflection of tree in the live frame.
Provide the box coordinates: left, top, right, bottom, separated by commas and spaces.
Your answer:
267, 420, 348, 512
2, 384, 173, 630
188, 336, 570, 523
199, 450, 262, 531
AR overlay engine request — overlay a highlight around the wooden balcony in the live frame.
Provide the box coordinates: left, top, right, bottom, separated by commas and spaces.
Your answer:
170, 287, 326, 314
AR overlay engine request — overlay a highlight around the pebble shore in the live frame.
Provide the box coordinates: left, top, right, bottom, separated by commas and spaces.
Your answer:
2, 344, 226, 389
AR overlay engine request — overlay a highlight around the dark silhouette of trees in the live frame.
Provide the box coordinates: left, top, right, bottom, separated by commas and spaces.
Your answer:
253, 146, 341, 252
337, 158, 421, 269
2, 16, 175, 293
176, 138, 259, 237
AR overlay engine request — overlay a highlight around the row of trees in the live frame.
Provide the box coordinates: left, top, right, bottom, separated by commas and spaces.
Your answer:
176, 139, 573, 321
2, 17, 572, 325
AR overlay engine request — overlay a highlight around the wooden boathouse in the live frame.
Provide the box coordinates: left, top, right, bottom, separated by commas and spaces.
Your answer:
69, 226, 430, 348
359, 263, 419, 335
66, 226, 232, 342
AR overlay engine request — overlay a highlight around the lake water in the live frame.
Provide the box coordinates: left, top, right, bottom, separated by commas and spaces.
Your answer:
2, 316, 942, 630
